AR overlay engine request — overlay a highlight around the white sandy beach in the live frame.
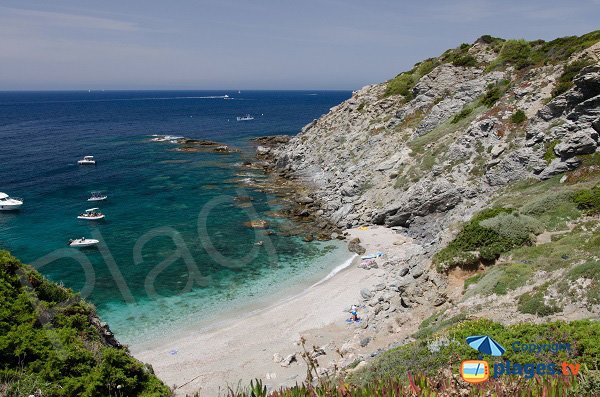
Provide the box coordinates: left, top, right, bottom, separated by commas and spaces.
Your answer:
134, 226, 409, 396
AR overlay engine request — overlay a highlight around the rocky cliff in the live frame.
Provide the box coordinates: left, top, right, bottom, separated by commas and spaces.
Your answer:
262, 33, 600, 252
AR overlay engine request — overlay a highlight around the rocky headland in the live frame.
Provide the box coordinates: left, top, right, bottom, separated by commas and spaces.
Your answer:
242, 33, 600, 381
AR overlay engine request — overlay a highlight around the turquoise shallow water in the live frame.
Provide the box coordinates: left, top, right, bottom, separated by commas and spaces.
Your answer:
0, 90, 352, 345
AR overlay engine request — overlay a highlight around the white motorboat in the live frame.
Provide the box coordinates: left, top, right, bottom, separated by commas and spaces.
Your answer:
87, 191, 107, 201
77, 208, 105, 220
236, 114, 254, 121
0, 193, 23, 211
78, 156, 96, 165
68, 238, 100, 248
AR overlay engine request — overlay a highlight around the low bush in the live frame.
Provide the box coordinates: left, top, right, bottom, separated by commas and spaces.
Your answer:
452, 54, 478, 67
385, 72, 416, 98
518, 284, 562, 316
551, 58, 594, 97
348, 318, 599, 387
434, 208, 541, 272
521, 191, 573, 216
479, 212, 543, 243
480, 80, 511, 107
450, 106, 473, 124
497, 39, 533, 69
543, 139, 560, 163
564, 261, 600, 307
486, 31, 600, 71
0, 251, 171, 397
573, 186, 600, 214
384, 58, 440, 99
510, 109, 527, 124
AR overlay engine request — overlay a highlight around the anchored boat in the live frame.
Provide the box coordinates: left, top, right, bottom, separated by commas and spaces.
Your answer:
0, 193, 23, 211
87, 191, 107, 201
236, 114, 254, 121
77, 208, 105, 220
78, 156, 96, 165
68, 238, 100, 248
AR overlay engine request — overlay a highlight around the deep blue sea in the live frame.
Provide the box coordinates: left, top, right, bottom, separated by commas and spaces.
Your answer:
0, 90, 352, 345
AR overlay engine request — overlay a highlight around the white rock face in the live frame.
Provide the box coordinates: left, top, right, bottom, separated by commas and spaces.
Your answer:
268, 43, 599, 249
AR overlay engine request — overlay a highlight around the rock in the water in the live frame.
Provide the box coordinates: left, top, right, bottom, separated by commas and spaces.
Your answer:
244, 219, 269, 229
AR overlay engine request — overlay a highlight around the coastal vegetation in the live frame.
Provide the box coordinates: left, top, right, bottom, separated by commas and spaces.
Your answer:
0, 251, 170, 397
229, 320, 600, 396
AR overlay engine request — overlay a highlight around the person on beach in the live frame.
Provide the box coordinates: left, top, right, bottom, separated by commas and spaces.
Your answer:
351, 304, 358, 322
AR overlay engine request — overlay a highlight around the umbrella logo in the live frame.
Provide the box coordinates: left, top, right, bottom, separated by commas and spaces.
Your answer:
460, 335, 506, 384
466, 335, 506, 356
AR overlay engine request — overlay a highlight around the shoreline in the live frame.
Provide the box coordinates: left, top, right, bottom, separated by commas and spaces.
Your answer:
129, 250, 357, 352
134, 226, 411, 396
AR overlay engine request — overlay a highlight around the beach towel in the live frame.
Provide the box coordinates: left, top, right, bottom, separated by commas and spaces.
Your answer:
361, 251, 384, 260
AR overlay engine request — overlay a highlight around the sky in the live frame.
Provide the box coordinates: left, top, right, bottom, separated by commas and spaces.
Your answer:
0, 0, 598, 90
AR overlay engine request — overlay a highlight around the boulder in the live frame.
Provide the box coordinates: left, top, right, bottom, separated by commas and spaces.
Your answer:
348, 238, 366, 255
554, 129, 599, 158
244, 219, 269, 229
360, 288, 374, 300
296, 196, 314, 204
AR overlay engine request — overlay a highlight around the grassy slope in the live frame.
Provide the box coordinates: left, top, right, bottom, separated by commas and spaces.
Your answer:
0, 251, 171, 397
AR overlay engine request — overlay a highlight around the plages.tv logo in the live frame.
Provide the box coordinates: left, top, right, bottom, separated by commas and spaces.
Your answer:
460, 335, 580, 384
460, 335, 504, 383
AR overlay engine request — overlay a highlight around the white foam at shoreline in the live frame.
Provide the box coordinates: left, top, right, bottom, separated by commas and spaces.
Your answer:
128, 249, 357, 351
311, 253, 357, 287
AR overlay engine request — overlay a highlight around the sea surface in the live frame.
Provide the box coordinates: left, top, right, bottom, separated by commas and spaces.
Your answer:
0, 90, 352, 344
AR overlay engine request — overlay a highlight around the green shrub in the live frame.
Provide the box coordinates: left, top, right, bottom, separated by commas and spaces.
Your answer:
450, 106, 473, 123
480, 80, 510, 107
478, 34, 504, 46
434, 208, 542, 272
565, 261, 600, 307
573, 186, 600, 214
464, 263, 533, 299
415, 58, 438, 76
452, 54, 478, 67
521, 191, 573, 216
385, 72, 416, 98
510, 109, 527, 124
543, 139, 560, 163
348, 318, 599, 386
463, 273, 483, 291
551, 58, 594, 97
0, 251, 171, 397
533, 30, 600, 64
498, 39, 533, 69
384, 58, 440, 99
518, 284, 561, 316
479, 213, 543, 243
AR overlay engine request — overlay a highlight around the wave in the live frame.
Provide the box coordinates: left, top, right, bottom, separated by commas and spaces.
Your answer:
311, 254, 357, 287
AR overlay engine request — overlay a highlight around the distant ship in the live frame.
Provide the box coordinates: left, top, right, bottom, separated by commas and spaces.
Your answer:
236, 114, 254, 121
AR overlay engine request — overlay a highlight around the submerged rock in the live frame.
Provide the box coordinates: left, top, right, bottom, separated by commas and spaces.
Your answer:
244, 219, 269, 229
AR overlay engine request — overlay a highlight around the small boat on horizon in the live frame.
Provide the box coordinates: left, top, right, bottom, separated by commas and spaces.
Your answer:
87, 191, 107, 202
0, 192, 23, 211
68, 237, 100, 248
77, 156, 96, 165
77, 208, 105, 220
236, 114, 254, 121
